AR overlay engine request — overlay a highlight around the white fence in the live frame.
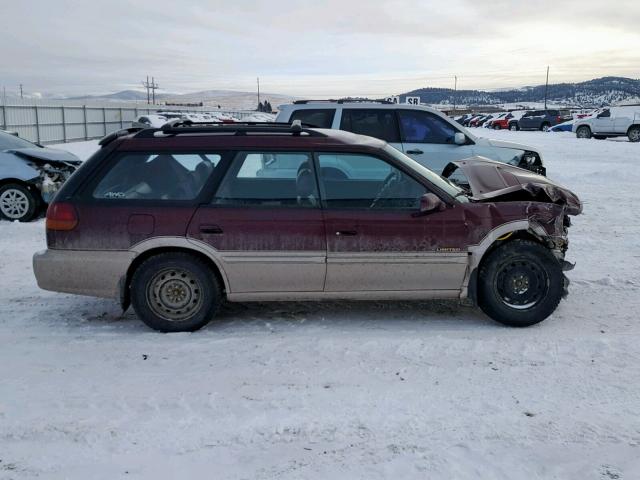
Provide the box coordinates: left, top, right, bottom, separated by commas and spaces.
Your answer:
0, 100, 258, 144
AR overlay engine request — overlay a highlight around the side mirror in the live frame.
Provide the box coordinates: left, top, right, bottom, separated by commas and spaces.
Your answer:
454, 132, 466, 145
415, 193, 446, 216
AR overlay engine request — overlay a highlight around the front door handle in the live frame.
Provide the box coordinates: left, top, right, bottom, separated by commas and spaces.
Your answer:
200, 224, 223, 234
406, 149, 424, 155
335, 230, 358, 236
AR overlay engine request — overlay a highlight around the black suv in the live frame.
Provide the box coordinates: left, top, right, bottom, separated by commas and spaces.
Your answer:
519, 110, 571, 131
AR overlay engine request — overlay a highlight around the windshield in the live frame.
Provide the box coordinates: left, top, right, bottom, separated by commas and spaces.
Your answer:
383, 145, 466, 200
0, 131, 38, 150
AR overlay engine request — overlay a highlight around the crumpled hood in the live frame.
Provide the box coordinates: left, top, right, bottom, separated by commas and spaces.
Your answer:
484, 138, 536, 152
443, 156, 582, 215
8, 147, 81, 166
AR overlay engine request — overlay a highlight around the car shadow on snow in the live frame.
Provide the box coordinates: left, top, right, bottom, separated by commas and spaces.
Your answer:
34, 294, 496, 334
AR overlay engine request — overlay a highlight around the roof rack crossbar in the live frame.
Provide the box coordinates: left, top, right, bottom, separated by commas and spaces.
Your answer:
293, 98, 395, 105
133, 120, 326, 138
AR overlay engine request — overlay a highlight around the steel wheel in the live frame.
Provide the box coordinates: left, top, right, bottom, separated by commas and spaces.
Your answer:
146, 267, 204, 322
494, 259, 549, 310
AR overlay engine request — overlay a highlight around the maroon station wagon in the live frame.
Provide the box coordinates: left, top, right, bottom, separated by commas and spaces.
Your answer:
33, 121, 582, 332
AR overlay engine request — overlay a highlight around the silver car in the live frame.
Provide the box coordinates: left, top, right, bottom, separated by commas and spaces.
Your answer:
0, 131, 81, 221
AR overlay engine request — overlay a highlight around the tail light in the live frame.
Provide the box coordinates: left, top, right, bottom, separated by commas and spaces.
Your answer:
46, 202, 78, 231
557, 116, 562, 123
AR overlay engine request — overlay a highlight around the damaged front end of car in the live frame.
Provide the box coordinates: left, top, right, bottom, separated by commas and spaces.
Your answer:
12, 150, 81, 203
445, 157, 582, 298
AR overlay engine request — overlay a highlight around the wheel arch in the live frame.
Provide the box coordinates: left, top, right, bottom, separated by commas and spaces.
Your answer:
121, 238, 230, 311
627, 123, 640, 135
464, 221, 548, 304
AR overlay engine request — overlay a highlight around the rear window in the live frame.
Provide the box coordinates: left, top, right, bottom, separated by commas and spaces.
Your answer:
289, 109, 335, 128
93, 153, 222, 200
212, 151, 318, 208
340, 109, 400, 143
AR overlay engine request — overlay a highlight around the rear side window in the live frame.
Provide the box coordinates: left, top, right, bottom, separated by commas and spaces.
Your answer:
92, 153, 221, 200
398, 110, 458, 144
289, 109, 336, 128
340, 109, 400, 143
212, 152, 318, 208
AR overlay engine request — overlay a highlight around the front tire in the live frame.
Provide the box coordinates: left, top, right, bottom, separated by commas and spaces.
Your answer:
131, 252, 221, 332
576, 125, 591, 139
628, 126, 640, 143
509, 123, 519, 131
0, 183, 39, 222
478, 239, 564, 327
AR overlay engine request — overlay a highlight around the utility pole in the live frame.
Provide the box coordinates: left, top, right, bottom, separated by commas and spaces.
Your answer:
257, 77, 261, 107
142, 76, 159, 105
453, 76, 457, 114
19, 84, 23, 99
142, 76, 150, 104
544, 66, 549, 109
151, 77, 158, 104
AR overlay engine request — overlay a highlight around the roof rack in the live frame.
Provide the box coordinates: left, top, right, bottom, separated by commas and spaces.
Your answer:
134, 119, 327, 138
293, 98, 394, 105
99, 127, 145, 147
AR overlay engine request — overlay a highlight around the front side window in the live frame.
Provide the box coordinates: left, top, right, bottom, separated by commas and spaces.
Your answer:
213, 152, 318, 207
317, 153, 427, 210
340, 109, 400, 143
398, 110, 459, 144
289, 109, 336, 128
93, 153, 222, 200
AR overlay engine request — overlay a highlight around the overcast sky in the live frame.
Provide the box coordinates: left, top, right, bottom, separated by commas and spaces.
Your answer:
2, 0, 639, 97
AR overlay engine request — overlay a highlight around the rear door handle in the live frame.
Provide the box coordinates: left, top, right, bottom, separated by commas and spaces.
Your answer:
200, 224, 223, 234
335, 230, 358, 236
406, 149, 424, 155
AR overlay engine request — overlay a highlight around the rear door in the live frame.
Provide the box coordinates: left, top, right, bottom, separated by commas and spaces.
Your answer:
397, 109, 474, 174
316, 152, 468, 293
339, 107, 403, 151
187, 151, 326, 294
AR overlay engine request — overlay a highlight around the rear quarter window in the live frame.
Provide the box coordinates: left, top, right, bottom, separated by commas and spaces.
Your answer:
289, 109, 336, 128
92, 152, 222, 200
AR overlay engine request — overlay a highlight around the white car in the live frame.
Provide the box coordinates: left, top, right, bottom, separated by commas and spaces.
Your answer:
132, 114, 168, 128
276, 101, 545, 175
573, 107, 640, 142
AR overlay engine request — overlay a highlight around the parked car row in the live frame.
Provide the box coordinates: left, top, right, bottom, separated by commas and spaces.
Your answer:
455, 109, 572, 132
456, 106, 640, 142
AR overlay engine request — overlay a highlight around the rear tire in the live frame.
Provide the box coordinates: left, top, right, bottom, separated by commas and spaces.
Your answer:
478, 239, 564, 327
0, 183, 39, 222
541, 123, 550, 132
131, 252, 221, 332
576, 125, 592, 139
628, 126, 640, 143
493, 124, 501, 130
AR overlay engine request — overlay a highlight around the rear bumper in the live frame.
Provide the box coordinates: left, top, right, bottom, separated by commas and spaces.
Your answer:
33, 249, 135, 299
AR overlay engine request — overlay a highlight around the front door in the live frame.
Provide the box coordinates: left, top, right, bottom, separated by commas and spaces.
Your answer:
315, 152, 468, 293
187, 151, 326, 294
396, 109, 474, 175
592, 109, 614, 133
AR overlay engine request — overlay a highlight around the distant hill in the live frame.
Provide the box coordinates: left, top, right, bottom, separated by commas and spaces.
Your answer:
68, 89, 297, 110
400, 76, 640, 107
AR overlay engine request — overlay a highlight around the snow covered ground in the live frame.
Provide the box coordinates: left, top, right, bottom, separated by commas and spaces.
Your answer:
1, 132, 639, 479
